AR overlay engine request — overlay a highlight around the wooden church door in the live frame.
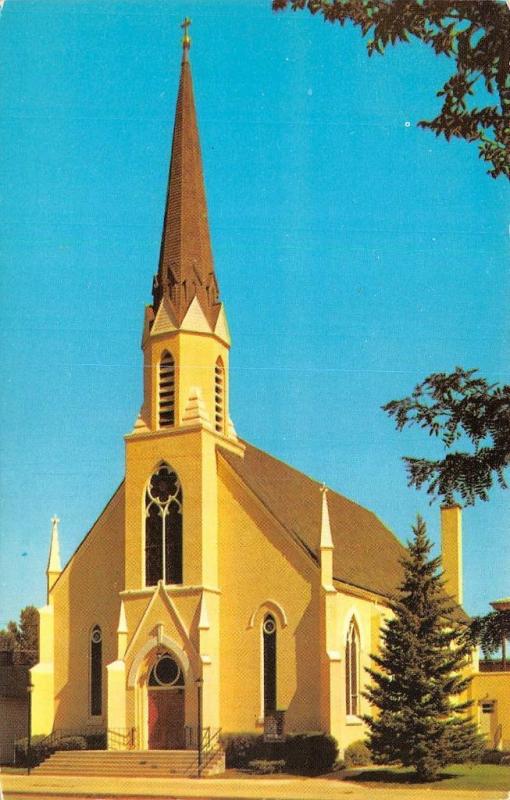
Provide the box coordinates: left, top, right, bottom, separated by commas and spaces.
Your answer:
148, 688, 185, 749
147, 653, 186, 749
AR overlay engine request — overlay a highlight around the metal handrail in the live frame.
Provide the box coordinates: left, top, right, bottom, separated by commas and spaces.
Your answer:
184, 725, 213, 749
188, 726, 222, 777
15, 725, 106, 766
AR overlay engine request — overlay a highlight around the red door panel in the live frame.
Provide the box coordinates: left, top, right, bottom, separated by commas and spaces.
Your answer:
148, 689, 185, 749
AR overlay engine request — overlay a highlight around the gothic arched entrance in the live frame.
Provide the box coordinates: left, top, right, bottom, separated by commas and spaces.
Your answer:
147, 653, 185, 749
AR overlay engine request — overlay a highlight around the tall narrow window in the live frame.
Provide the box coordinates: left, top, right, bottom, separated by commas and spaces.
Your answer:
263, 613, 277, 713
90, 625, 102, 716
214, 358, 224, 434
345, 618, 360, 716
159, 352, 175, 428
145, 464, 183, 586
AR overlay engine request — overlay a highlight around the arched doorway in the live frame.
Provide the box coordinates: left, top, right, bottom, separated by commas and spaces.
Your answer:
147, 653, 185, 749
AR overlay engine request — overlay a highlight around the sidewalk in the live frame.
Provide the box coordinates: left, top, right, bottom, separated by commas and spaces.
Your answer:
1, 772, 508, 800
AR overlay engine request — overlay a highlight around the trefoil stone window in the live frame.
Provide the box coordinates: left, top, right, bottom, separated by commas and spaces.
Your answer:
145, 464, 183, 586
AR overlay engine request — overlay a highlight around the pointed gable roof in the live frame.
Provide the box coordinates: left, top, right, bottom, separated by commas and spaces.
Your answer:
152, 42, 221, 329
219, 441, 406, 599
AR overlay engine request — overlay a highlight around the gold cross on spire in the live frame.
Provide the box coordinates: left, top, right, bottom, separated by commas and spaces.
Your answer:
181, 17, 191, 52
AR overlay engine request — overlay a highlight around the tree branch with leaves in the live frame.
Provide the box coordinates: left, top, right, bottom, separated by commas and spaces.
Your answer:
467, 607, 510, 663
382, 367, 510, 505
0, 606, 39, 667
272, 0, 510, 179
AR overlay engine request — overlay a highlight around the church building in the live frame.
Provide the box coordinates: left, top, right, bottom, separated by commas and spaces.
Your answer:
30, 29, 468, 762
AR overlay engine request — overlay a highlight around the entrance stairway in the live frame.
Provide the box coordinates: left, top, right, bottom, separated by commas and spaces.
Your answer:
33, 748, 226, 777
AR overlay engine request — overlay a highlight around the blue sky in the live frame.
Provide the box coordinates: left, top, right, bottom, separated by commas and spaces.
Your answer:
0, 0, 508, 626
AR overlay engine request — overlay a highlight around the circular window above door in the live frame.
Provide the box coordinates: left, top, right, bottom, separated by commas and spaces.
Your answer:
148, 654, 184, 688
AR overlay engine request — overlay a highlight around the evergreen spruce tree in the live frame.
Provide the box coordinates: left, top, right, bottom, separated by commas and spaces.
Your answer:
364, 516, 481, 782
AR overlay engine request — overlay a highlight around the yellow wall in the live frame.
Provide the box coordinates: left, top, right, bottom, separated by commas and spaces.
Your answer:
48, 485, 125, 731
218, 458, 320, 733
470, 671, 510, 750
334, 592, 387, 751
217, 455, 390, 752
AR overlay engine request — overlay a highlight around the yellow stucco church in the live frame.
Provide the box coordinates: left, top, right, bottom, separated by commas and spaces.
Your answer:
29, 31, 502, 771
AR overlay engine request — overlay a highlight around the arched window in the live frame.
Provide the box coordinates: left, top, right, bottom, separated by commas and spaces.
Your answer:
145, 464, 183, 586
263, 613, 277, 713
345, 618, 360, 716
159, 352, 175, 428
90, 625, 102, 716
214, 358, 224, 434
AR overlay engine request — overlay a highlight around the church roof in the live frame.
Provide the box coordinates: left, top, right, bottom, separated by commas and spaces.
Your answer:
152, 39, 221, 329
220, 441, 406, 599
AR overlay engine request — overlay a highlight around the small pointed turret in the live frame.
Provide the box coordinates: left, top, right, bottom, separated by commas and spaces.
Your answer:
320, 484, 334, 550
152, 20, 220, 329
319, 485, 335, 591
47, 515, 62, 597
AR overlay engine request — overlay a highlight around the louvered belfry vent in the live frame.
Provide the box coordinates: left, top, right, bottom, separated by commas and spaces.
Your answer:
159, 352, 175, 428
214, 358, 224, 433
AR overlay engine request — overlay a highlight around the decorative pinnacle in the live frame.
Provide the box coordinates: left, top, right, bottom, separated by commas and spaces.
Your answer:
181, 17, 191, 54
47, 514, 62, 577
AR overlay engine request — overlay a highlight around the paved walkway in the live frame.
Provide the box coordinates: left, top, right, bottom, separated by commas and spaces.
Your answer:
1, 773, 508, 800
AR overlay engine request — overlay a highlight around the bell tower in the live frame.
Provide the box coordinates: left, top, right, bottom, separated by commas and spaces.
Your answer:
124, 27, 243, 596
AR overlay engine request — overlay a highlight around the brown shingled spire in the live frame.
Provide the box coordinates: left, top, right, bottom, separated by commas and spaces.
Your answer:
152, 22, 220, 329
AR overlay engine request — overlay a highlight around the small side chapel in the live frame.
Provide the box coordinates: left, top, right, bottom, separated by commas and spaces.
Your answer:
31, 29, 457, 757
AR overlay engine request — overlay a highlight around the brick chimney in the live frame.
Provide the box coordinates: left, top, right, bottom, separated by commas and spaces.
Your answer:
440, 504, 463, 606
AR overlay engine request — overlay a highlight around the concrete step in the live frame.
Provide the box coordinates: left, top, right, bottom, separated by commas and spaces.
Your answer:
39, 751, 201, 760
34, 748, 225, 777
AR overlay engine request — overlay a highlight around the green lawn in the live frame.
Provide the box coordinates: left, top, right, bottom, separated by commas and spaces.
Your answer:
344, 763, 510, 791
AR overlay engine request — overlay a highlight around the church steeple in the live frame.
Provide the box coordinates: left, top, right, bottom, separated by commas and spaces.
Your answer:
152, 20, 220, 329
134, 24, 236, 440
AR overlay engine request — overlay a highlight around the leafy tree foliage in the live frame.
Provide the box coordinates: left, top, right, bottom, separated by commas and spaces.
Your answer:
364, 517, 482, 782
0, 606, 39, 666
382, 367, 510, 505
272, 0, 510, 179
468, 607, 510, 660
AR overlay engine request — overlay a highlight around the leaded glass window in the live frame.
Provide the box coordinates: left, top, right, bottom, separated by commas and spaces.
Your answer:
263, 613, 277, 713
145, 465, 183, 586
148, 653, 184, 687
90, 625, 102, 716
345, 618, 360, 716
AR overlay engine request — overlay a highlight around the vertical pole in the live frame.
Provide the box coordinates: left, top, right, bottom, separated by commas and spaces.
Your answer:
196, 677, 203, 777
26, 677, 33, 775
